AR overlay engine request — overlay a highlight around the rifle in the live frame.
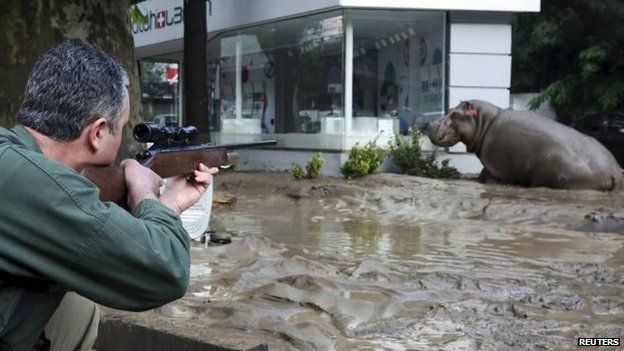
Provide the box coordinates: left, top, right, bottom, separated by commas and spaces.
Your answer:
83, 123, 276, 207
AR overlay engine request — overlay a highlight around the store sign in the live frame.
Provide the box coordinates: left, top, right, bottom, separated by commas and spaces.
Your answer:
132, 7, 182, 33
133, 0, 185, 47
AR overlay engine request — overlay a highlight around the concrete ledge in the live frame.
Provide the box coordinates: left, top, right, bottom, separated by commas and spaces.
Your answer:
94, 310, 267, 351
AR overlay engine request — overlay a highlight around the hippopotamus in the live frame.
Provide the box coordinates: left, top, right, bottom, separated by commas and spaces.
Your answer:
427, 100, 624, 190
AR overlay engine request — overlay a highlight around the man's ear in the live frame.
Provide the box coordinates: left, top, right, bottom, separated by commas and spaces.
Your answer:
85, 117, 110, 152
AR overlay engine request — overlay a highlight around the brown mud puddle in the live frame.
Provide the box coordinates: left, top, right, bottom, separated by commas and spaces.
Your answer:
161, 172, 624, 350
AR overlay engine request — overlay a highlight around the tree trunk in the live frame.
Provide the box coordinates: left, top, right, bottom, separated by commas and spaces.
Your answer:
0, 0, 142, 159
183, 0, 210, 141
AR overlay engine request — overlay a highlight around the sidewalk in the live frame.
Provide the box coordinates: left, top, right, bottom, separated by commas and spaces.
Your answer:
94, 308, 267, 351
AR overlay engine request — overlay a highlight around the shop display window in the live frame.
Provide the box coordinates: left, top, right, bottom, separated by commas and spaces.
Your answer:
138, 59, 182, 126
206, 9, 445, 148
207, 11, 344, 140
350, 10, 446, 134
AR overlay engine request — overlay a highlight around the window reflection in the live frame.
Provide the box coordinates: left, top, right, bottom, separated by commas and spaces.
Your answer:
351, 10, 445, 134
208, 11, 344, 136
139, 60, 181, 126
205, 9, 445, 148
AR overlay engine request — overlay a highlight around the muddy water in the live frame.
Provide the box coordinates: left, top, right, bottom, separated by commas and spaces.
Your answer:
161, 173, 624, 350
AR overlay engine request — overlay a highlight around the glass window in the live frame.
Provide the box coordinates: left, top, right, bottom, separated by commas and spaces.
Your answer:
207, 11, 344, 142
139, 59, 182, 126
350, 10, 445, 134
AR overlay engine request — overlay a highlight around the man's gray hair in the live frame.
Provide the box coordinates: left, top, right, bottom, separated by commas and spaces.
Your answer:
17, 40, 130, 141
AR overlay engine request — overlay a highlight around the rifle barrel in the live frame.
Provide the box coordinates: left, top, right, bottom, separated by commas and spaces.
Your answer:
216, 140, 277, 150
149, 140, 276, 153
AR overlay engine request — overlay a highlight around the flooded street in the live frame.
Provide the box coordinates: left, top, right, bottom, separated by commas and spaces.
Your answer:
161, 172, 624, 350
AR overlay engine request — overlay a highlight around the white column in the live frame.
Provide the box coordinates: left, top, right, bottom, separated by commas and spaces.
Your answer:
448, 23, 512, 152
448, 23, 512, 108
235, 35, 243, 120
344, 14, 354, 139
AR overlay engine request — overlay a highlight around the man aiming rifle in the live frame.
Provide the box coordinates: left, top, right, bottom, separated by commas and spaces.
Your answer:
0, 41, 219, 351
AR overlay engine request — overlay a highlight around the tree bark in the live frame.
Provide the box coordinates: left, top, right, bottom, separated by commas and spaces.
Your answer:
0, 0, 142, 159
183, 0, 210, 141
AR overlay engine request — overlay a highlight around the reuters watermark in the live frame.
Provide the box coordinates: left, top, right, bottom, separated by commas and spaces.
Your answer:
577, 337, 620, 347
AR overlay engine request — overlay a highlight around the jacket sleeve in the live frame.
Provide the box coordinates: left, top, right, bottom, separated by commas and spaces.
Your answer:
0, 147, 190, 311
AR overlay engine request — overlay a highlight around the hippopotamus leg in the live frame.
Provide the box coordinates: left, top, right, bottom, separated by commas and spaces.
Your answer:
530, 153, 616, 190
478, 168, 507, 185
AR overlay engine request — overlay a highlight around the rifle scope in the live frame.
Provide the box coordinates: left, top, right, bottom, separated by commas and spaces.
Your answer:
133, 123, 198, 144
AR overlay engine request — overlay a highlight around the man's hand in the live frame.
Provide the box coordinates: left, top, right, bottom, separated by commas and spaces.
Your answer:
121, 159, 163, 211
159, 163, 219, 215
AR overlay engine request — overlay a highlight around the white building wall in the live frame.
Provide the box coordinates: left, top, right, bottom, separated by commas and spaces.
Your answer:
206, 0, 538, 33
233, 149, 346, 176
207, 0, 340, 33
447, 22, 512, 153
134, 0, 538, 49
339, 0, 539, 12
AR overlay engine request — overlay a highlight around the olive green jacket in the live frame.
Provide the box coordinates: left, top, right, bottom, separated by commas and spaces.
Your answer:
0, 125, 191, 351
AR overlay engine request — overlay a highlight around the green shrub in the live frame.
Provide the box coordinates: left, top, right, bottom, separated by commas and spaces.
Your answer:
435, 159, 461, 179
291, 163, 305, 180
389, 128, 460, 179
305, 153, 325, 179
291, 153, 325, 180
340, 140, 386, 179
388, 127, 424, 175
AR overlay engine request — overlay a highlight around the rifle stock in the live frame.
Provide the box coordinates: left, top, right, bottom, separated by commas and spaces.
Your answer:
82, 165, 127, 207
83, 137, 276, 208
142, 147, 228, 178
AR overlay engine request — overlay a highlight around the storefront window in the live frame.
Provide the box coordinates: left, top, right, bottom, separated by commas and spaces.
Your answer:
207, 11, 344, 143
139, 59, 182, 125
350, 10, 445, 134
206, 9, 445, 148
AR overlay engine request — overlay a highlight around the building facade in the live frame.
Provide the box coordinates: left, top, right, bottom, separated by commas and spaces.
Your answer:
133, 0, 540, 175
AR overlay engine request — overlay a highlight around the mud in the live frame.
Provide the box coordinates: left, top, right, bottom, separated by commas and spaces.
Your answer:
159, 172, 624, 350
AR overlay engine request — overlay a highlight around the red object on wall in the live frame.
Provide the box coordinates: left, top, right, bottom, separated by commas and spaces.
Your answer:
165, 66, 178, 83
